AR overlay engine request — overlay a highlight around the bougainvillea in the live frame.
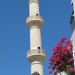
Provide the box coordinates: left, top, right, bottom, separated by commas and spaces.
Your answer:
48, 37, 75, 75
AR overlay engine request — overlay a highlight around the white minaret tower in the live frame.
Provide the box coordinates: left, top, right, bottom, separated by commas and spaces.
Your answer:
26, 0, 46, 75
70, 0, 75, 69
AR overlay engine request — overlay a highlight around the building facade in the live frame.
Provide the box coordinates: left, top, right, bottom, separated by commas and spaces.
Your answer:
70, 0, 75, 69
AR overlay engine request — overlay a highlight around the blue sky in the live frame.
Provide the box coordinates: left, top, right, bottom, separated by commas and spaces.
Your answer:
0, 0, 72, 75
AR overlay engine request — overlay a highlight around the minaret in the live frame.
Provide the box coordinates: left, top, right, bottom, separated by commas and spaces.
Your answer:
70, 0, 75, 69
26, 0, 46, 75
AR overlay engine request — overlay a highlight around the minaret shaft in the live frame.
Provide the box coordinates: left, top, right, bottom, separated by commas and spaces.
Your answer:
31, 61, 43, 75
30, 26, 42, 50
29, 2, 40, 16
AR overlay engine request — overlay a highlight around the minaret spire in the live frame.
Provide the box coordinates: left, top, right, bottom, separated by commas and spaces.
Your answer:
26, 0, 46, 75
70, 0, 75, 69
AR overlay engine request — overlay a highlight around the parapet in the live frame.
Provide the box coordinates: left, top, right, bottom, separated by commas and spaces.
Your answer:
26, 15, 44, 28
27, 49, 46, 63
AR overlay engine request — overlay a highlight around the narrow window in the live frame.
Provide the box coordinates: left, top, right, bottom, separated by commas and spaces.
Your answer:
38, 47, 40, 49
36, 14, 38, 16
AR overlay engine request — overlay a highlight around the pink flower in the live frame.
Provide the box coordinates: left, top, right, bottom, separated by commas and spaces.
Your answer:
54, 72, 57, 75
60, 37, 67, 43
48, 37, 73, 75
49, 55, 54, 61
66, 43, 72, 47
58, 63, 62, 67
52, 48, 55, 51
56, 44, 62, 49
66, 40, 71, 43
50, 62, 53, 65
49, 57, 52, 61
69, 58, 74, 62
71, 68, 75, 72
48, 66, 50, 69
63, 36, 67, 40
52, 66, 55, 70
69, 51, 73, 54
49, 70, 52, 74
